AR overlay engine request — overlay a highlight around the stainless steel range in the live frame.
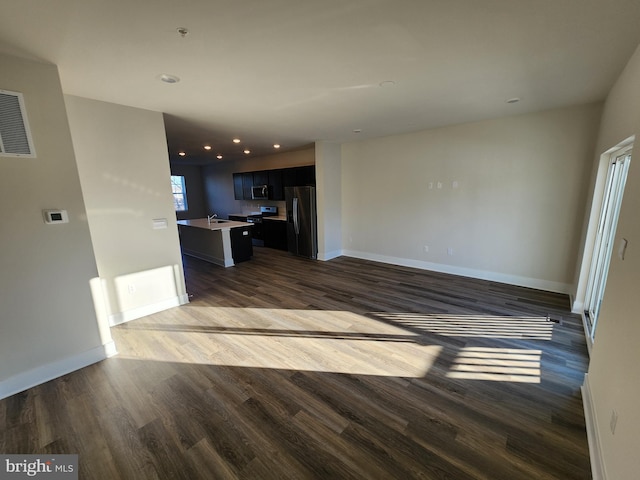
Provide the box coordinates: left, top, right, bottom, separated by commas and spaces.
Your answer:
246, 206, 278, 246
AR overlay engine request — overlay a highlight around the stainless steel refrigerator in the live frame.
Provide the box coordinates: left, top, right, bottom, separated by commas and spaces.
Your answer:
285, 186, 317, 259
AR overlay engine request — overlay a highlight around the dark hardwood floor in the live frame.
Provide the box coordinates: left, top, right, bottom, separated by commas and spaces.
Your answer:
0, 247, 591, 479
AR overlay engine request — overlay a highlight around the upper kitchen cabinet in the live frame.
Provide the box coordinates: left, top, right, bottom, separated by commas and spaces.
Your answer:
283, 165, 315, 187
242, 172, 253, 200
233, 173, 243, 200
253, 170, 269, 186
268, 169, 284, 200
232, 165, 315, 201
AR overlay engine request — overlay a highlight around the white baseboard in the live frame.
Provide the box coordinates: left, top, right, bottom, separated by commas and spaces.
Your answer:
103, 340, 118, 358
582, 373, 606, 480
0, 341, 117, 400
109, 294, 190, 326
342, 249, 572, 294
318, 249, 343, 261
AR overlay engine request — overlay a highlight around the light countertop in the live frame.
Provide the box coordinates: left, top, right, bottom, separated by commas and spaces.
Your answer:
177, 218, 252, 231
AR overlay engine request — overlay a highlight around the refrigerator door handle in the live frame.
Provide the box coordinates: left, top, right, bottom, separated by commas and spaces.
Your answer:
293, 197, 300, 234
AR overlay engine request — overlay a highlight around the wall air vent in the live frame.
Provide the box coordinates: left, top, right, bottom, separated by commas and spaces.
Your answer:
0, 89, 36, 157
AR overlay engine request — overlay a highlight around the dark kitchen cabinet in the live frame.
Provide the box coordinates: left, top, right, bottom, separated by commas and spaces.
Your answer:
264, 219, 288, 251
253, 171, 269, 186
232, 173, 257, 201
230, 225, 253, 263
242, 172, 253, 200
304, 165, 316, 185
283, 165, 315, 187
302, 165, 316, 185
231, 165, 315, 201
233, 173, 243, 200
269, 169, 284, 200
282, 167, 297, 187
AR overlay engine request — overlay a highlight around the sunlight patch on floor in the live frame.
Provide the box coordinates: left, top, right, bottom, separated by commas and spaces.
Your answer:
372, 313, 554, 340
446, 347, 542, 383
114, 307, 441, 378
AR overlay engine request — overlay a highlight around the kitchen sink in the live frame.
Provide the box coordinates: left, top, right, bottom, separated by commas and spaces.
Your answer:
208, 219, 229, 223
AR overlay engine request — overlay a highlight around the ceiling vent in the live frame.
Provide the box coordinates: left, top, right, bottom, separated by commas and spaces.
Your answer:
0, 89, 36, 157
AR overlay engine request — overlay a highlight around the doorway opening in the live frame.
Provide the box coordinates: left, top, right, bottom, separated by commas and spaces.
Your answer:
582, 141, 632, 346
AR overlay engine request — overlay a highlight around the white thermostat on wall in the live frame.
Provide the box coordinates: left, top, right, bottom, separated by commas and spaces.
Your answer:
43, 209, 69, 224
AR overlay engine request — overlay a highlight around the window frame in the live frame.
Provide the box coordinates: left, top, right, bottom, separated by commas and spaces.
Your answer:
170, 175, 188, 212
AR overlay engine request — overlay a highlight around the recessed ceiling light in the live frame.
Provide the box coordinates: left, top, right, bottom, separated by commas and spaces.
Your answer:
232, 138, 241, 144
353, 129, 362, 134
158, 73, 180, 84
178, 151, 186, 156
203, 145, 212, 150
217, 154, 223, 159
379, 80, 395, 88
273, 144, 281, 149
243, 149, 251, 154
506, 97, 521, 104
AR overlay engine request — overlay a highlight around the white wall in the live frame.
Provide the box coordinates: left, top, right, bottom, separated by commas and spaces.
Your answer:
65, 96, 187, 325
315, 141, 342, 260
341, 104, 602, 293
0, 54, 109, 398
581, 44, 640, 480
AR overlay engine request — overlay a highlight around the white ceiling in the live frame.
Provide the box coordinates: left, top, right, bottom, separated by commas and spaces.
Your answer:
2, 0, 640, 163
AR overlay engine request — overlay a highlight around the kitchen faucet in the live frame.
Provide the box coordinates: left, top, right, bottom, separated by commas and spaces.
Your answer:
207, 213, 218, 224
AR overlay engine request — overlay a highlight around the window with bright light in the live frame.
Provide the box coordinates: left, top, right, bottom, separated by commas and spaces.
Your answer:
171, 175, 188, 211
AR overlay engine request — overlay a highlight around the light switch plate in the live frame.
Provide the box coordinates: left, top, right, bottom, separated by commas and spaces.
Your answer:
152, 218, 168, 229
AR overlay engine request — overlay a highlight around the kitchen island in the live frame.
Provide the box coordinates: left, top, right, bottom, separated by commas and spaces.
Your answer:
177, 218, 253, 267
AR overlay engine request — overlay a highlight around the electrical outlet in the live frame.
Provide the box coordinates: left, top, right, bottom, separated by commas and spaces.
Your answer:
423, 245, 429, 253
428, 182, 434, 189
610, 410, 618, 434
127, 284, 136, 294
447, 247, 454, 256
437, 182, 443, 189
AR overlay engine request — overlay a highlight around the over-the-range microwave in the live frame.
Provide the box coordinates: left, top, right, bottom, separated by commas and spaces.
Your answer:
251, 184, 270, 200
